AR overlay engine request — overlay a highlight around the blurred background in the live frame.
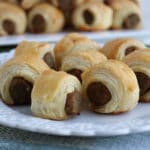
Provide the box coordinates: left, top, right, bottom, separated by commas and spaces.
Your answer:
0, 0, 149, 47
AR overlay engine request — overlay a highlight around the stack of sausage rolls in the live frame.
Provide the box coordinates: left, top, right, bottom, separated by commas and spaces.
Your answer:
0, 32, 149, 121
0, 0, 142, 36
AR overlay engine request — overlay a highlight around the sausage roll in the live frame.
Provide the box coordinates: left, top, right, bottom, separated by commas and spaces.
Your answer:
105, 0, 142, 29
61, 50, 107, 82
48, 0, 103, 26
124, 49, 150, 102
0, 2, 27, 36
82, 60, 139, 114
28, 3, 65, 33
100, 38, 145, 60
54, 33, 100, 68
0, 54, 50, 105
15, 41, 56, 69
31, 70, 82, 120
72, 1, 113, 31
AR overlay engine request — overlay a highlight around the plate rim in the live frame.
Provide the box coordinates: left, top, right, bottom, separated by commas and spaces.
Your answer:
0, 29, 150, 46
0, 101, 150, 137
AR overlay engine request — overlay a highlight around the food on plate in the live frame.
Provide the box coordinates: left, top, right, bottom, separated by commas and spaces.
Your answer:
28, 3, 65, 33
82, 60, 139, 114
15, 41, 56, 69
31, 70, 82, 120
0, 54, 50, 105
124, 49, 150, 102
100, 38, 145, 60
60, 50, 107, 82
104, 0, 142, 29
72, 1, 113, 31
0, 34, 148, 120
0, 2, 27, 36
54, 33, 100, 68
0, 0, 143, 36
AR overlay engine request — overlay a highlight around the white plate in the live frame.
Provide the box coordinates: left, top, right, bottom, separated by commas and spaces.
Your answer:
0, 0, 150, 46
1, 51, 150, 137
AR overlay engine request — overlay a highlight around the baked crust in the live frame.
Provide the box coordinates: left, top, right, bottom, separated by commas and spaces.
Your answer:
28, 3, 65, 33
15, 41, 52, 57
72, 1, 113, 31
31, 70, 81, 120
106, 0, 142, 29
123, 49, 150, 102
54, 33, 100, 68
82, 60, 139, 114
0, 2, 27, 36
61, 50, 107, 80
100, 38, 145, 60
0, 54, 50, 105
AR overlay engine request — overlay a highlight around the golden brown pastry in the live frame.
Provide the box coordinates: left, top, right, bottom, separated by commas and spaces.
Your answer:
54, 33, 101, 68
82, 60, 139, 114
0, 2, 27, 36
124, 49, 150, 102
31, 70, 82, 120
100, 38, 145, 60
28, 3, 65, 33
72, 1, 113, 31
0, 54, 50, 105
104, 0, 142, 29
15, 41, 56, 69
61, 50, 107, 82
48, 0, 103, 26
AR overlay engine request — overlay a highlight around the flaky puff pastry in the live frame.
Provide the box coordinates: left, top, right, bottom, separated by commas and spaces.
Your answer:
82, 60, 139, 114
15, 41, 56, 69
61, 50, 107, 82
100, 38, 145, 60
105, 0, 142, 29
0, 2, 27, 36
124, 49, 150, 102
54, 33, 100, 68
31, 70, 82, 120
0, 54, 50, 105
72, 1, 113, 31
28, 3, 65, 33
